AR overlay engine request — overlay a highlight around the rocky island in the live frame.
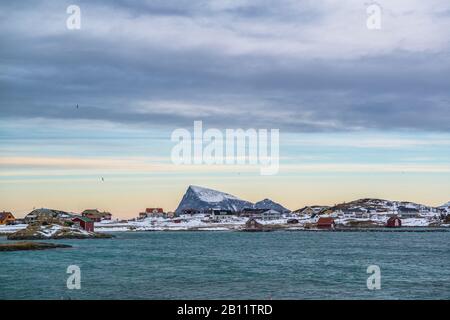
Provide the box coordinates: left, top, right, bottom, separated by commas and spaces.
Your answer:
7, 223, 113, 240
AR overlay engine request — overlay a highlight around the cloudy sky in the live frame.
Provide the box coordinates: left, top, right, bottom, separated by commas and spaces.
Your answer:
1, 0, 450, 217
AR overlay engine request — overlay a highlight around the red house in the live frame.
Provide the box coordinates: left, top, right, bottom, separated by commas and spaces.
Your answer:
72, 216, 94, 232
387, 216, 402, 228
317, 217, 336, 229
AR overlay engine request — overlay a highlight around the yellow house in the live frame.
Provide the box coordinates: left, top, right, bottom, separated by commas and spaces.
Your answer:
0, 212, 15, 225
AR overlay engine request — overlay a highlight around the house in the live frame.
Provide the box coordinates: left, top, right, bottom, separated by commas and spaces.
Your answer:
24, 208, 73, 223
207, 208, 234, 220
181, 208, 202, 215
293, 206, 316, 216
82, 209, 112, 222
397, 206, 420, 218
243, 218, 264, 231
261, 209, 282, 221
239, 208, 266, 218
147, 208, 164, 214
146, 208, 164, 216
166, 211, 176, 218
139, 208, 171, 219
139, 208, 165, 219
72, 216, 94, 232
0, 212, 15, 225
387, 216, 402, 228
316, 217, 336, 230
293, 206, 330, 217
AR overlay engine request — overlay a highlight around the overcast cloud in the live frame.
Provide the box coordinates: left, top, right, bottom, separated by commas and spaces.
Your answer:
1, 0, 450, 132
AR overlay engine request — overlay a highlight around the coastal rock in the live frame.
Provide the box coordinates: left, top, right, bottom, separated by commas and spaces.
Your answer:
342, 220, 383, 228
7, 223, 112, 240
0, 242, 72, 251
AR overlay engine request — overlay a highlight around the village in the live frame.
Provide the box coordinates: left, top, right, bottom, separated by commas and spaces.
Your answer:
1, 200, 450, 236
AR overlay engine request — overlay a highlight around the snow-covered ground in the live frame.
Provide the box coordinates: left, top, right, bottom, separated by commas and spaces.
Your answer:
0, 224, 28, 234
1, 214, 446, 235
95, 215, 249, 232
37, 224, 63, 237
93, 214, 447, 232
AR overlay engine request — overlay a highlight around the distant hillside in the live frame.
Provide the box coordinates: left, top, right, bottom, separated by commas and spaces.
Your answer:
330, 198, 434, 212
254, 199, 290, 213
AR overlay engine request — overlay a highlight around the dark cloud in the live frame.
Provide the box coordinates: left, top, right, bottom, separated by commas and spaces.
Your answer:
0, 0, 449, 132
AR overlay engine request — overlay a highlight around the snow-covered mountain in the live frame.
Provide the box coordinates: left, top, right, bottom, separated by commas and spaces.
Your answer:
175, 185, 254, 213
254, 198, 290, 213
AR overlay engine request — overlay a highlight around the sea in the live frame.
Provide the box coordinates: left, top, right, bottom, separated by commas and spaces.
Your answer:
1, 231, 449, 300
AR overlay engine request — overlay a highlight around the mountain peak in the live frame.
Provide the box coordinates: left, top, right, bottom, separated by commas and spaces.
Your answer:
254, 198, 290, 213
176, 185, 253, 213
187, 185, 240, 202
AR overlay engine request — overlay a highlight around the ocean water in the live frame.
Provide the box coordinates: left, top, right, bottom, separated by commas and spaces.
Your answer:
1, 231, 449, 300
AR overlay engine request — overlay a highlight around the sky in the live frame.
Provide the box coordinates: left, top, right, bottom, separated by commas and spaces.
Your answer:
1, 0, 450, 218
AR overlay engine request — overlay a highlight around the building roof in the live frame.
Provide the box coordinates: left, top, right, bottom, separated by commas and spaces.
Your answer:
317, 217, 335, 225
82, 209, 101, 215
0, 211, 14, 221
146, 208, 164, 213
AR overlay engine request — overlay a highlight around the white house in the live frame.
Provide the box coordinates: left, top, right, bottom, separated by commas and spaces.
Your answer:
261, 209, 282, 221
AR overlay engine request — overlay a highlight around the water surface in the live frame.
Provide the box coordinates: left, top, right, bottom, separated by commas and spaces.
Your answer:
1, 231, 449, 299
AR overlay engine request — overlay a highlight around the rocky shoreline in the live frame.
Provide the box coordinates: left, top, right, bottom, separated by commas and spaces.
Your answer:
6, 223, 113, 240
0, 242, 72, 251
